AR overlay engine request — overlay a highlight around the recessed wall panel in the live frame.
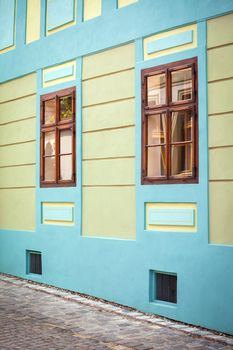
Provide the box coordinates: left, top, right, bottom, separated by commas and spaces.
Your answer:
144, 24, 197, 60
0, 0, 15, 52
145, 203, 197, 232
47, 0, 76, 34
26, 0, 41, 44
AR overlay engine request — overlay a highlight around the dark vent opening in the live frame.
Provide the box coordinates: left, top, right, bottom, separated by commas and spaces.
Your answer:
29, 252, 42, 275
156, 273, 177, 303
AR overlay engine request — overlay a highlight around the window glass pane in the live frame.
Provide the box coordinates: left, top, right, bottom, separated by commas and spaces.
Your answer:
171, 110, 192, 143
171, 68, 192, 102
171, 144, 192, 177
44, 99, 56, 124
147, 113, 166, 145
60, 155, 72, 180
44, 132, 55, 156
60, 129, 72, 154
44, 156, 55, 181
60, 95, 72, 121
147, 146, 166, 177
147, 74, 166, 106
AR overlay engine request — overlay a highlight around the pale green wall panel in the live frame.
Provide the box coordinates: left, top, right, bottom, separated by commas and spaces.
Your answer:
0, 118, 36, 146
83, 43, 135, 79
0, 95, 36, 125
209, 182, 233, 245
207, 12, 233, 48
82, 69, 135, 107
0, 141, 36, 167
0, 188, 35, 230
208, 45, 233, 82
83, 186, 136, 239
83, 127, 135, 159
118, 0, 138, 8
26, 0, 41, 44
83, 0, 101, 21
209, 148, 233, 180
0, 165, 36, 188
83, 99, 135, 132
0, 73, 36, 103
209, 114, 233, 148
83, 158, 135, 185
208, 79, 233, 115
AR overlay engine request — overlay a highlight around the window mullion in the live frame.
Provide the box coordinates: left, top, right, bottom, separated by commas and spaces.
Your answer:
192, 106, 196, 177
166, 110, 170, 180
55, 96, 59, 183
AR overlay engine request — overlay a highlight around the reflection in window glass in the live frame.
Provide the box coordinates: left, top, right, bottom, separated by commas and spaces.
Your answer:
171, 68, 192, 102
44, 132, 55, 156
60, 95, 72, 121
147, 74, 166, 106
171, 144, 192, 177
60, 129, 72, 154
44, 99, 56, 124
60, 155, 72, 180
147, 146, 166, 177
44, 157, 55, 181
171, 110, 192, 143
147, 113, 166, 145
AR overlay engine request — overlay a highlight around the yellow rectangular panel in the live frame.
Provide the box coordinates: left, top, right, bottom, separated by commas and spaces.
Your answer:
83, 158, 135, 185
146, 203, 197, 232
118, 0, 138, 8
208, 45, 233, 82
82, 69, 135, 107
208, 79, 233, 115
26, 0, 41, 44
0, 73, 36, 103
209, 148, 233, 180
0, 141, 36, 167
209, 182, 233, 245
83, 0, 101, 21
83, 126, 135, 159
0, 95, 36, 125
0, 165, 35, 188
83, 43, 135, 79
208, 114, 233, 148
144, 24, 197, 60
42, 60, 76, 88
0, 188, 35, 231
0, 118, 36, 146
207, 13, 233, 49
82, 186, 136, 239
83, 98, 135, 132
42, 202, 75, 226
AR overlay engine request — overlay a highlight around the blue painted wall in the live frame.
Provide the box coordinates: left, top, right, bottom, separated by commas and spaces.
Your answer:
0, 0, 233, 336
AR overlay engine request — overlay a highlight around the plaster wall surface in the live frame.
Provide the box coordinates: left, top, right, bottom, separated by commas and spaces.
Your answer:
0, 0, 233, 336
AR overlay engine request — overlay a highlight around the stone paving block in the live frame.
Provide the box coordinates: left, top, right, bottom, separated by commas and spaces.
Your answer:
0, 274, 232, 349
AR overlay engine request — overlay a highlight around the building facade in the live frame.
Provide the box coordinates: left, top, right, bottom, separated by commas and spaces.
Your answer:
0, 0, 233, 335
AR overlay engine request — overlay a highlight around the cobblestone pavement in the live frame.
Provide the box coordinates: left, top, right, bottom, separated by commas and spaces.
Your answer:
0, 274, 232, 350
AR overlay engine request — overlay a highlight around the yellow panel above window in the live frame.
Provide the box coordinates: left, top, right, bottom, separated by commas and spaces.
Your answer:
144, 24, 197, 60
42, 60, 76, 88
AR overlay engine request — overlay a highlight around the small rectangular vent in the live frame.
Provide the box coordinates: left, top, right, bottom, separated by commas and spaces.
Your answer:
28, 251, 42, 275
156, 273, 177, 303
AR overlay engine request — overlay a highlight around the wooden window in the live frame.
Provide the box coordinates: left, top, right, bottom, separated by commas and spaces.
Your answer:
29, 252, 42, 275
156, 273, 177, 303
40, 87, 76, 187
141, 58, 198, 184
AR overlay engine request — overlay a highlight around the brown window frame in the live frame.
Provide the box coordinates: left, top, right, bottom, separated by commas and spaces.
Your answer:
141, 57, 198, 185
40, 87, 76, 187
